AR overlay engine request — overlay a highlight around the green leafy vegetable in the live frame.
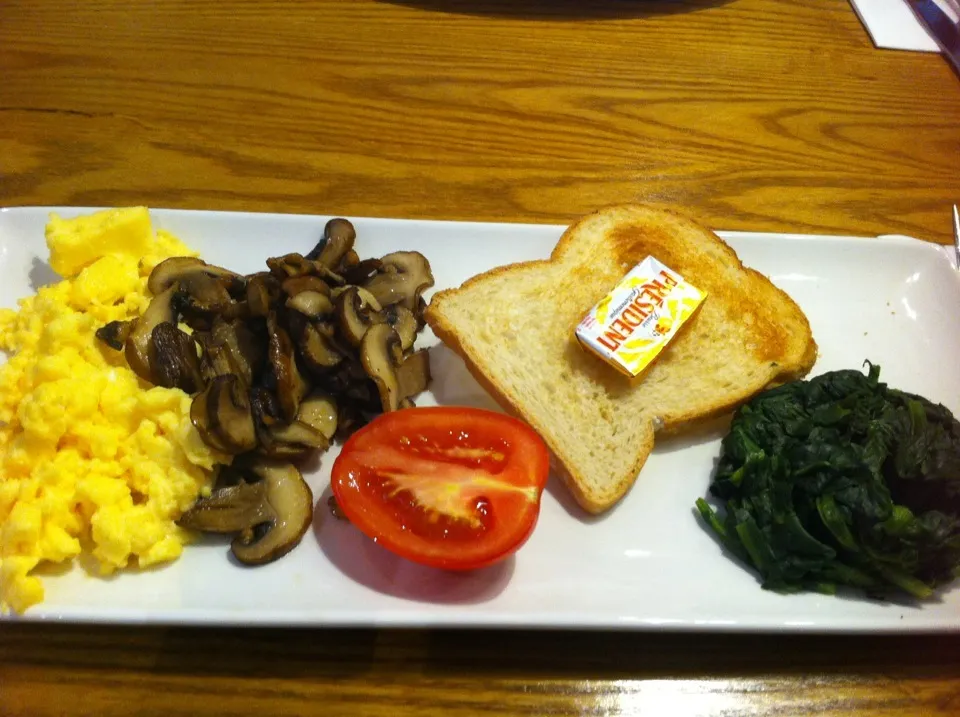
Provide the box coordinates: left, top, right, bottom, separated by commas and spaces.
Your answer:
696, 364, 960, 599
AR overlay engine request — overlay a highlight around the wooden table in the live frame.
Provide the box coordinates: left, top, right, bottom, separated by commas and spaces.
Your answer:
2, 1, 960, 714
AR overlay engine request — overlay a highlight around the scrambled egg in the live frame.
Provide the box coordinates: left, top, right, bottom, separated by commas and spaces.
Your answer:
0, 207, 224, 614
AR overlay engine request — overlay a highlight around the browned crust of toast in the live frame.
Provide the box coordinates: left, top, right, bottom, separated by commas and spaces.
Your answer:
425, 204, 817, 514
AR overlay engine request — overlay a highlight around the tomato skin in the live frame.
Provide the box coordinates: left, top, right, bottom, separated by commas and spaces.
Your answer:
330, 407, 550, 571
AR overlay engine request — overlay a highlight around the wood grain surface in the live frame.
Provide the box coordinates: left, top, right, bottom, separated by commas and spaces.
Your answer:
3, 624, 960, 716
2, 0, 959, 241
2, 1, 960, 715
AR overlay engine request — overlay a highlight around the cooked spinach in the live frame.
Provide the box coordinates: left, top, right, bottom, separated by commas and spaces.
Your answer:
696, 364, 960, 599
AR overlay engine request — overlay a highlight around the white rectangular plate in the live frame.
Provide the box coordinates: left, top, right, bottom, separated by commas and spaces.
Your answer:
2, 207, 959, 632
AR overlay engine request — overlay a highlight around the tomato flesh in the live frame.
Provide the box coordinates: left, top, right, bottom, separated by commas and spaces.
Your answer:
331, 407, 550, 570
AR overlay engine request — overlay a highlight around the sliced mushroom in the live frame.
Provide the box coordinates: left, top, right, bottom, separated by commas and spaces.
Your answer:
200, 342, 238, 385
125, 285, 179, 383
336, 286, 383, 346
178, 479, 272, 533
250, 386, 282, 443
267, 311, 309, 422
383, 305, 418, 351
360, 325, 432, 413
230, 460, 313, 565
96, 320, 134, 351
415, 295, 428, 331
309, 218, 356, 269
208, 374, 257, 453
151, 322, 203, 393
363, 251, 434, 311
282, 275, 331, 298
360, 324, 407, 413
286, 291, 335, 319
178, 458, 313, 566
222, 318, 266, 385
177, 272, 236, 318
246, 273, 282, 318
315, 265, 346, 286
320, 356, 368, 396
396, 349, 431, 399
260, 419, 329, 459
199, 317, 264, 388
297, 392, 338, 440
298, 321, 343, 371
126, 217, 435, 461
148, 257, 245, 296
341, 258, 382, 286
190, 381, 234, 454
267, 253, 315, 279
251, 387, 324, 459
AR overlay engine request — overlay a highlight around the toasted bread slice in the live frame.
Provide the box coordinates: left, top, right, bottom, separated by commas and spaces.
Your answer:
425, 205, 817, 514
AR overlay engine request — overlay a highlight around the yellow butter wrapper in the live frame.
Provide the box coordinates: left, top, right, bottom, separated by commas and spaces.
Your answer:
575, 257, 706, 377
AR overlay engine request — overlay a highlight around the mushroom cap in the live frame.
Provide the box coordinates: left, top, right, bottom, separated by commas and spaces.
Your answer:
309, 218, 357, 269
360, 323, 405, 413
336, 286, 383, 347
178, 459, 314, 566
177, 480, 273, 533
124, 285, 179, 384
267, 311, 309, 422
286, 291, 335, 320
362, 251, 434, 311
151, 322, 203, 393
148, 256, 245, 297
230, 460, 314, 565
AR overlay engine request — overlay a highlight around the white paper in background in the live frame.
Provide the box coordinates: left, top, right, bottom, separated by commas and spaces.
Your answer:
849, 0, 939, 52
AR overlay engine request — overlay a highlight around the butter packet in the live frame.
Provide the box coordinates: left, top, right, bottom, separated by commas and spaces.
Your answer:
575, 257, 707, 377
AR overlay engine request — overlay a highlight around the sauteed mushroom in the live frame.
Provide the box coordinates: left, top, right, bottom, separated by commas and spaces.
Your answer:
336, 286, 383, 346
341, 258, 382, 286
384, 305, 419, 352
151, 322, 203, 393
267, 311, 309, 422
177, 272, 237, 318
102, 217, 435, 568
360, 324, 432, 413
231, 460, 312, 565
124, 285, 179, 383
197, 317, 263, 388
282, 275, 331, 297
96, 320, 134, 352
148, 257, 245, 297
298, 321, 343, 371
246, 273, 281, 317
308, 217, 356, 269
178, 458, 313, 566
362, 251, 434, 311
286, 291, 335, 320
297, 392, 338, 440
197, 374, 257, 454
267, 253, 315, 279
336, 287, 418, 350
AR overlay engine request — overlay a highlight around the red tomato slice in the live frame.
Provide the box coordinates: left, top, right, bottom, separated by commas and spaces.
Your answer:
330, 406, 550, 570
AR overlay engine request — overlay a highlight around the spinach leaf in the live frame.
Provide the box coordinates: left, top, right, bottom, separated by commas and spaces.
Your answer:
696, 364, 960, 599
